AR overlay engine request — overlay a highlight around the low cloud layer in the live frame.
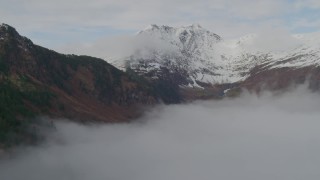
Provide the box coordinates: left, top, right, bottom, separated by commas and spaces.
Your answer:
1, 87, 320, 180
243, 28, 303, 52
58, 34, 179, 60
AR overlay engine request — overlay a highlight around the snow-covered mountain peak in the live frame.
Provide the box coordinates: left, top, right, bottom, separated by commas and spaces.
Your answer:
111, 24, 232, 86
143, 23, 204, 31
136, 24, 222, 60
138, 24, 221, 42
189, 23, 202, 28
142, 24, 171, 32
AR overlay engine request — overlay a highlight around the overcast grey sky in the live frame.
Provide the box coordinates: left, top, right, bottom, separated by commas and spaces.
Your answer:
1, 0, 320, 48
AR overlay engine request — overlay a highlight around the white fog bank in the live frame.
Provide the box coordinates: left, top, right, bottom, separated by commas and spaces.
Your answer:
1, 87, 320, 180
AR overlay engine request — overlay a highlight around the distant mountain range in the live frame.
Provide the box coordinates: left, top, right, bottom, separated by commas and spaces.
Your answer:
1, 23, 320, 147
110, 24, 320, 97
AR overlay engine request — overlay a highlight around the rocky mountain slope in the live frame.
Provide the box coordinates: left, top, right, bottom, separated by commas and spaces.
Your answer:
0, 24, 178, 147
